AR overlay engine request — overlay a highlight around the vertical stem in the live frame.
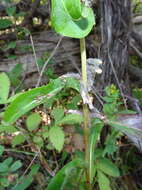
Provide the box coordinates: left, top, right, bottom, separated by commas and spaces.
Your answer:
80, 38, 92, 190
80, 38, 87, 88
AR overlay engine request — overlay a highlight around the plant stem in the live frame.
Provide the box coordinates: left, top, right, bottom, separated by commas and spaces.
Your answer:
80, 38, 92, 190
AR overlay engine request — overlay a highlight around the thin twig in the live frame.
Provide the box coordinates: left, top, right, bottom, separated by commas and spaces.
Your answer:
30, 34, 40, 74
5, 149, 36, 156
36, 36, 63, 87
13, 152, 39, 188
22, 152, 39, 177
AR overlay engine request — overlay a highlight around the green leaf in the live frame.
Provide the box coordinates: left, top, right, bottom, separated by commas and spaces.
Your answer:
62, 0, 82, 20
97, 171, 111, 190
67, 95, 81, 109
26, 113, 41, 131
58, 114, 83, 125
6, 55, 17, 59
89, 119, 104, 182
0, 145, 4, 156
96, 158, 120, 177
46, 159, 83, 190
102, 96, 114, 103
51, 0, 95, 38
12, 164, 39, 190
0, 19, 12, 29
6, 41, 16, 50
51, 108, 64, 123
103, 103, 117, 116
0, 125, 18, 133
7, 92, 23, 103
28, 164, 40, 176
0, 72, 10, 103
41, 126, 49, 139
9, 63, 23, 78
12, 134, 26, 147
94, 149, 104, 160
0, 177, 9, 187
49, 126, 65, 152
3, 79, 64, 124
10, 160, 22, 172
33, 136, 43, 147
103, 130, 119, 156
3, 157, 13, 166
0, 163, 9, 172
6, 6, 16, 16
11, 176, 33, 190
65, 77, 80, 92
109, 121, 137, 137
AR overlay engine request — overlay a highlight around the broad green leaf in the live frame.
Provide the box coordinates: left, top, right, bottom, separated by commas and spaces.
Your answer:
65, 77, 80, 92
12, 134, 26, 147
96, 158, 120, 177
0, 72, 10, 103
57, 114, 83, 125
0, 125, 18, 133
26, 113, 41, 131
0, 145, 4, 156
3, 157, 13, 166
10, 160, 22, 172
3, 79, 64, 124
33, 136, 43, 147
46, 159, 83, 190
62, 0, 82, 20
0, 163, 9, 172
7, 92, 23, 103
49, 126, 65, 152
51, 108, 64, 123
51, 0, 95, 38
97, 171, 111, 190
0, 19, 12, 29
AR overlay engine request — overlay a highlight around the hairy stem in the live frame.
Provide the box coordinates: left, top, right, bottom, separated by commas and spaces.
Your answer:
80, 38, 92, 189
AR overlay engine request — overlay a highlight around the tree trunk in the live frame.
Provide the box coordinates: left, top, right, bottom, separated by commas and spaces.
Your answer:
100, 0, 131, 89
89, 0, 141, 112
91, 0, 142, 112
